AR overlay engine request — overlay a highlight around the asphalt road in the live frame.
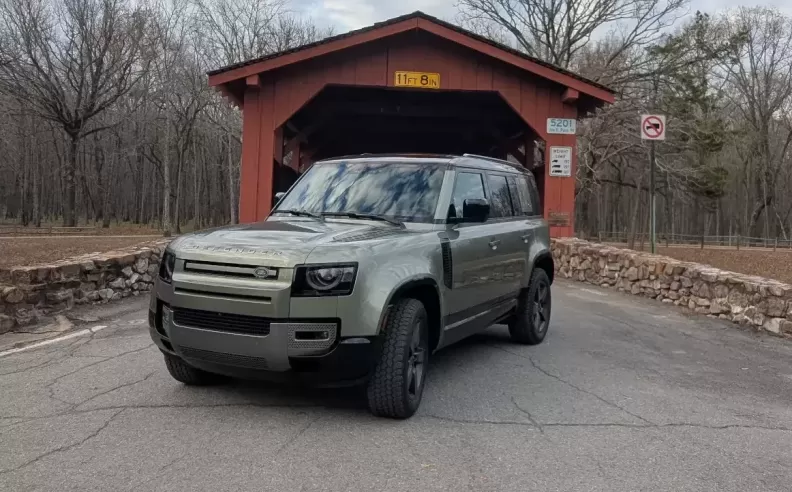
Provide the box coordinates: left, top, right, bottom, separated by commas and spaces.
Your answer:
3, 280, 792, 491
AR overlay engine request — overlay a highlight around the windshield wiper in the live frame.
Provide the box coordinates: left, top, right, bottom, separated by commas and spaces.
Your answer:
321, 212, 404, 227
274, 209, 324, 221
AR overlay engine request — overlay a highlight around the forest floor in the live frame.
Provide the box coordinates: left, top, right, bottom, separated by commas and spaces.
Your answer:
619, 244, 792, 285
0, 237, 161, 268
0, 222, 162, 236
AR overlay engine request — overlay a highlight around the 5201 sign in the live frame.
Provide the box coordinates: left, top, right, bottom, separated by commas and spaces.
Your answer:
547, 118, 576, 135
394, 71, 440, 89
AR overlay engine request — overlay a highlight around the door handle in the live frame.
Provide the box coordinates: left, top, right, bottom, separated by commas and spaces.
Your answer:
521, 233, 532, 243
488, 240, 501, 250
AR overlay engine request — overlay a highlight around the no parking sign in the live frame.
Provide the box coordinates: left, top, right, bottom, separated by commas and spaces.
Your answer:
641, 114, 666, 140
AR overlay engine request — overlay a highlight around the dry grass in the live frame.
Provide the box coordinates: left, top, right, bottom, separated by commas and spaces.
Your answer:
626, 245, 792, 285
0, 237, 159, 268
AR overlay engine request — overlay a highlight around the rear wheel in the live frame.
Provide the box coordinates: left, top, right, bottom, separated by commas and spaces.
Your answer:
509, 268, 552, 345
163, 353, 221, 386
367, 298, 429, 419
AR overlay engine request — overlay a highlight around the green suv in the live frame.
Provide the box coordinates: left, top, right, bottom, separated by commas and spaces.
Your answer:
148, 154, 554, 418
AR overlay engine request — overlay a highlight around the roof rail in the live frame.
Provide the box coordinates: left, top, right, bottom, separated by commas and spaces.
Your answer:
459, 153, 533, 173
461, 153, 509, 164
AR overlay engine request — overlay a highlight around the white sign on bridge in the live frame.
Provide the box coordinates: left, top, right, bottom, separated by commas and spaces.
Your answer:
547, 118, 576, 135
549, 146, 572, 177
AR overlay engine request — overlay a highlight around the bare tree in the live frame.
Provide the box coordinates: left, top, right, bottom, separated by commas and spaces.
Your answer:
0, 0, 152, 226
717, 7, 792, 236
457, 0, 688, 76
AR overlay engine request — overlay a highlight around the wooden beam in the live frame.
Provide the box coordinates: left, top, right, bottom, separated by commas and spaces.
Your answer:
283, 136, 301, 172
273, 126, 284, 165
562, 88, 579, 104
246, 74, 261, 86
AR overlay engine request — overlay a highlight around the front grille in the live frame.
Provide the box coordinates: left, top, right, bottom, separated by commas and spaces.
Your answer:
172, 308, 271, 336
183, 260, 279, 280
178, 346, 269, 369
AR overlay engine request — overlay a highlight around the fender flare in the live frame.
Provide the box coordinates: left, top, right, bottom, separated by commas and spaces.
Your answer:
375, 275, 442, 335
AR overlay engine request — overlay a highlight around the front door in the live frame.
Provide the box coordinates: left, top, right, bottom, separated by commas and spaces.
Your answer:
442, 170, 514, 346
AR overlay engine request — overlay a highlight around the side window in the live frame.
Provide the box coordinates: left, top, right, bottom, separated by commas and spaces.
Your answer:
515, 175, 538, 216
507, 177, 522, 216
450, 172, 486, 219
487, 174, 514, 218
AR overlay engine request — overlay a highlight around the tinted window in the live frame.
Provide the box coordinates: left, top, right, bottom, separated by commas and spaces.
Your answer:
487, 174, 514, 218
274, 161, 444, 222
507, 177, 522, 215
515, 175, 537, 216
450, 172, 486, 219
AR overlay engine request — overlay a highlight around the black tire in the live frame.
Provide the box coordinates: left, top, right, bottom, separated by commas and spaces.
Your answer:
163, 353, 220, 386
367, 298, 429, 419
509, 268, 552, 345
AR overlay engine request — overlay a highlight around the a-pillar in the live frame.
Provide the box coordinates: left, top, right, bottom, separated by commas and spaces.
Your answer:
239, 74, 279, 222
542, 89, 579, 237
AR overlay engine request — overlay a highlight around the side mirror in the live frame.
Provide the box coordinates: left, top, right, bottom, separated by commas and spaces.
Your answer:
462, 198, 490, 223
273, 192, 286, 207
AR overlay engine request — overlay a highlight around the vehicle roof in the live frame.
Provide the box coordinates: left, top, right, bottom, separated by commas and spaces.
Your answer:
318, 153, 530, 174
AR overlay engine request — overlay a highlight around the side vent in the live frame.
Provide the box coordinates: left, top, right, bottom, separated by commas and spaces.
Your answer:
440, 240, 453, 289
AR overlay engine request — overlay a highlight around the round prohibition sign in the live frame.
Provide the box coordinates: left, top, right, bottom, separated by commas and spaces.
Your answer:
642, 116, 664, 139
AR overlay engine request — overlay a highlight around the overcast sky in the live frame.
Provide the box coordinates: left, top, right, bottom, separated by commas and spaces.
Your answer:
294, 0, 791, 33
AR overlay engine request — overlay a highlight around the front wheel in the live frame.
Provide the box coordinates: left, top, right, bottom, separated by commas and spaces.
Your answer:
367, 298, 429, 419
509, 268, 552, 345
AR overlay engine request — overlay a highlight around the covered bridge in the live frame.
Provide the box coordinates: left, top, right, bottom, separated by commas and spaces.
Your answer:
208, 11, 614, 237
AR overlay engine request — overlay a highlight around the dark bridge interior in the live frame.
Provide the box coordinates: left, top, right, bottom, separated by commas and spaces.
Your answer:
285, 85, 530, 161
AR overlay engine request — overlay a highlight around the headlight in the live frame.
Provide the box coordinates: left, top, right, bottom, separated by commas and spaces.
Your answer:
159, 250, 176, 283
292, 264, 357, 297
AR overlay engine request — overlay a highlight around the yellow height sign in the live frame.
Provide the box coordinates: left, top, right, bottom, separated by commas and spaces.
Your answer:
394, 71, 440, 89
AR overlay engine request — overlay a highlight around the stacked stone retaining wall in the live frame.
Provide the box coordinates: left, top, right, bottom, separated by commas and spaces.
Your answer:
552, 238, 792, 336
0, 240, 169, 333
2, 237, 791, 337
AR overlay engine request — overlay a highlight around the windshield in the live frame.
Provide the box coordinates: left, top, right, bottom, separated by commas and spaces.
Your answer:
273, 161, 445, 223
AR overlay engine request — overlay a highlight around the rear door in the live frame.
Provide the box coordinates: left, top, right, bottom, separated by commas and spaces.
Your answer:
483, 172, 525, 298
512, 172, 545, 288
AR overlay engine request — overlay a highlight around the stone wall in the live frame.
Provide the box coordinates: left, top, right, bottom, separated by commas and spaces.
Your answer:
0, 240, 169, 333
552, 238, 792, 336
3, 236, 790, 337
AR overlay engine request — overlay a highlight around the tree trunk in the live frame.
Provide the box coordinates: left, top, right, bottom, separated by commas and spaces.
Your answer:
63, 134, 79, 226
627, 175, 643, 249
174, 149, 183, 234
193, 137, 200, 230
162, 120, 172, 237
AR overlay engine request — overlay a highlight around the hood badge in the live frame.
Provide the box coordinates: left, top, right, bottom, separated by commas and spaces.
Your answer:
253, 267, 277, 279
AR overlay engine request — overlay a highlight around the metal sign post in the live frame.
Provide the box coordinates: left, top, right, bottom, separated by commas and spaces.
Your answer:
640, 115, 666, 254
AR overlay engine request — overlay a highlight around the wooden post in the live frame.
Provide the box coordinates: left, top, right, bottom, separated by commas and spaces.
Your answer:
774, 237, 778, 251
736, 235, 740, 250
700, 234, 705, 250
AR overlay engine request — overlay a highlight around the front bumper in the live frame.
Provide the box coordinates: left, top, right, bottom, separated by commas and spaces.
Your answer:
149, 304, 382, 384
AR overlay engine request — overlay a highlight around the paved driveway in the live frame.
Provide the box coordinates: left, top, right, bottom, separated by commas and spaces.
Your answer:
2, 281, 792, 491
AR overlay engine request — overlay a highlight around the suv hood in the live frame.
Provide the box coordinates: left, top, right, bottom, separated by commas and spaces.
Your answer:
170, 219, 409, 267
